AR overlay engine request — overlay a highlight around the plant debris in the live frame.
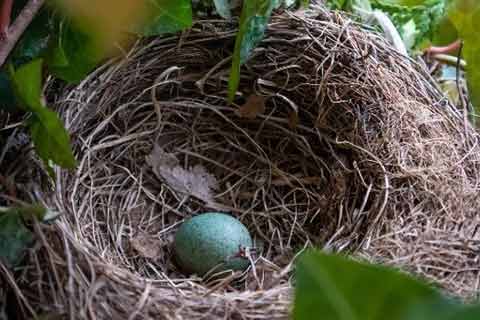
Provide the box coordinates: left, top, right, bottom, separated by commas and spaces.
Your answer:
235, 94, 266, 119
146, 145, 219, 207
129, 232, 163, 259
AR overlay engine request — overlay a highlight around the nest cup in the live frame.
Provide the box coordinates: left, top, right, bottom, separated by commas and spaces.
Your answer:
14, 5, 480, 319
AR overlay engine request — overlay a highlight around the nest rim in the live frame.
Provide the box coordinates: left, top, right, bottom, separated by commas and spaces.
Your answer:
7, 5, 480, 320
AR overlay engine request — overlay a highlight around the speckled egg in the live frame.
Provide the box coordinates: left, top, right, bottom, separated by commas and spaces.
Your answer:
174, 212, 253, 276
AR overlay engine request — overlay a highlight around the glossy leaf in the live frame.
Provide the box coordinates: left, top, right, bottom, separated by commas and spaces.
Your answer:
0, 210, 33, 268
228, 0, 276, 101
29, 107, 76, 170
9, 59, 76, 170
294, 250, 445, 320
9, 59, 44, 110
46, 18, 103, 83
132, 0, 192, 36
10, 7, 53, 67
1, 0, 53, 103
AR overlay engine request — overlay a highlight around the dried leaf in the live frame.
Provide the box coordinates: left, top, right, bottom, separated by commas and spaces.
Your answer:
130, 233, 162, 259
146, 145, 218, 205
235, 94, 266, 119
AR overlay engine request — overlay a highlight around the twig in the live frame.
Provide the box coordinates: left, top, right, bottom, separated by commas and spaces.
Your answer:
0, 0, 12, 37
425, 39, 461, 55
456, 41, 465, 112
0, 262, 38, 318
454, 41, 471, 128
0, 0, 45, 68
432, 53, 467, 69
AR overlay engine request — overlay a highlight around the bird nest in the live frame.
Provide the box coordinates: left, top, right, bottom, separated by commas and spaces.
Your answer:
11, 5, 480, 319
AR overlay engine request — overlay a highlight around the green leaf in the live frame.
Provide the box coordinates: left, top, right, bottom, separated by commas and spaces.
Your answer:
447, 0, 480, 114
370, 0, 447, 51
273, 0, 306, 8
465, 46, 480, 113
50, 0, 150, 48
325, 0, 350, 10
325, 1, 448, 51
293, 250, 445, 320
10, 7, 53, 67
132, 0, 192, 36
448, 305, 480, 319
0, 1, 51, 113
0, 210, 34, 268
431, 15, 458, 46
0, 204, 58, 268
9, 59, 76, 170
228, 0, 276, 101
29, 108, 76, 170
46, 18, 104, 83
300, 0, 310, 7
45, 19, 70, 69
0, 204, 60, 222
8, 59, 44, 111
325, 0, 371, 11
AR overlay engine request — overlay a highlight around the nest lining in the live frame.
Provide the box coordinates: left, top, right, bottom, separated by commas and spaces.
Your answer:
8, 5, 480, 319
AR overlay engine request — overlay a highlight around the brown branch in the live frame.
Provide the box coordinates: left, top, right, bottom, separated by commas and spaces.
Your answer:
0, 0, 13, 36
0, 0, 45, 68
425, 39, 462, 55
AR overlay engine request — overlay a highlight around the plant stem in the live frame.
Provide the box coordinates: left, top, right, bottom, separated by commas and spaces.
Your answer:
0, 0, 45, 68
432, 54, 467, 69
426, 39, 462, 55
0, 0, 13, 37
